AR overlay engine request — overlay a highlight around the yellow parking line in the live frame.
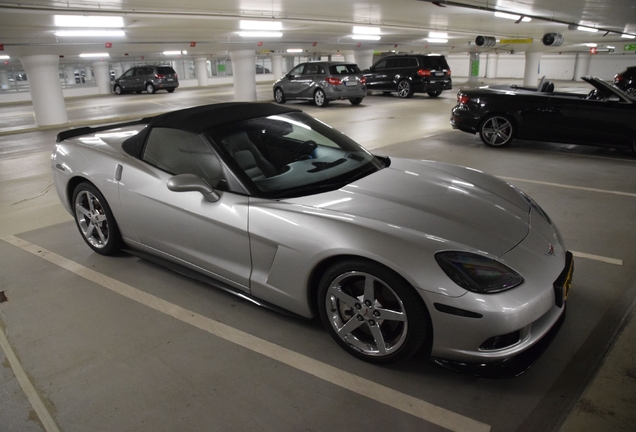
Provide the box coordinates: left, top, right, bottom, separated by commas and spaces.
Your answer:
1, 235, 490, 432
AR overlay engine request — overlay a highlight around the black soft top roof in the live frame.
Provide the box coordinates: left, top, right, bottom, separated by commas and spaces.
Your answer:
150, 102, 301, 134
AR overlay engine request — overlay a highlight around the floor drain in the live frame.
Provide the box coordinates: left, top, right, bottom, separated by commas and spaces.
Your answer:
0, 291, 7, 303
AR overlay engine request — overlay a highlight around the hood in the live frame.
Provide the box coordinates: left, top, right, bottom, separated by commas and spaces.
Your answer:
288, 158, 530, 257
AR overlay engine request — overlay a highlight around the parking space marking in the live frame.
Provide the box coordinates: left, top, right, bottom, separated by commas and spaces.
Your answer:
571, 251, 623, 266
0, 321, 61, 432
1, 235, 490, 432
498, 176, 636, 198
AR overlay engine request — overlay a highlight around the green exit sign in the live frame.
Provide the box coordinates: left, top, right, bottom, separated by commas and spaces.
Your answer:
624, 44, 636, 51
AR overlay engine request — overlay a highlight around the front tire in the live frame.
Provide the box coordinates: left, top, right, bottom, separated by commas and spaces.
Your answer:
72, 183, 121, 256
479, 114, 515, 147
314, 89, 329, 107
274, 87, 286, 104
146, 84, 155, 94
114, 85, 122, 95
349, 97, 363, 105
318, 259, 430, 364
397, 80, 414, 98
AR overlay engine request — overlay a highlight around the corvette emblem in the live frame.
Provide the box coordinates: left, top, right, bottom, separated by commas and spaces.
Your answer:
545, 243, 555, 256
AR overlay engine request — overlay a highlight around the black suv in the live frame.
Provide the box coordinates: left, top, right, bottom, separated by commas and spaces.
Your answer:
614, 66, 636, 98
363, 54, 452, 98
113, 65, 179, 95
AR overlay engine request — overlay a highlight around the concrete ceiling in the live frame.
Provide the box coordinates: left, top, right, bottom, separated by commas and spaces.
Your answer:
0, 0, 635, 63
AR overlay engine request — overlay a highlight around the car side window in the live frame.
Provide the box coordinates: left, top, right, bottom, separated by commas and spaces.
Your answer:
289, 64, 305, 76
386, 58, 400, 68
404, 58, 418, 68
372, 60, 387, 70
135, 68, 146, 77
142, 128, 225, 188
123, 69, 135, 78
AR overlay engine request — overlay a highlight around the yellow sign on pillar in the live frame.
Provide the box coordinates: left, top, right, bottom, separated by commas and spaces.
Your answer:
500, 38, 533, 44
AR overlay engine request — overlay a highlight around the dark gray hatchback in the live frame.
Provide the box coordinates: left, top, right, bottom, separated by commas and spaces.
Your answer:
113, 65, 179, 95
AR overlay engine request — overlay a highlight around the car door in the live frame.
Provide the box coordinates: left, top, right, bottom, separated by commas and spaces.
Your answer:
364, 59, 389, 91
299, 63, 324, 98
118, 68, 136, 91
283, 64, 306, 98
117, 127, 252, 291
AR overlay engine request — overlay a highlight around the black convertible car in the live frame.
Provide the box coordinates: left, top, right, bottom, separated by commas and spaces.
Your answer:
451, 76, 636, 153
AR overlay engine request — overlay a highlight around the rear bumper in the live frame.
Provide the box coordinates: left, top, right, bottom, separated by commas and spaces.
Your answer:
450, 105, 480, 133
324, 85, 367, 100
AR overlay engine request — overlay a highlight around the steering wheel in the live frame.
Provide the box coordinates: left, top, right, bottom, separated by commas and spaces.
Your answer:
292, 140, 317, 161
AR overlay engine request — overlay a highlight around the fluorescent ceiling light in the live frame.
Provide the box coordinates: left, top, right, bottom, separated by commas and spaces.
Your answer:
607, 46, 615, 49
622, 34, 636, 39
79, 53, 110, 58
239, 20, 282, 31
0, 55, 10, 59
238, 31, 283, 38
577, 26, 598, 32
429, 32, 448, 39
54, 15, 124, 28
352, 35, 381, 41
353, 26, 381, 35
287, 48, 303, 53
494, 12, 531, 22
585, 43, 597, 47
427, 38, 448, 43
55, 30, 125, 37
163, 51, 187, 55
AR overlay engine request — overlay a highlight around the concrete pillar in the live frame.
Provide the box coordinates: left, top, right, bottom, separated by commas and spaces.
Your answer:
173, 60, 186, 80
92, 61, 111, 94
230, 50, 257, 101
353, 49, 374, 70
573, 54, 591, 81
344, 51, 356, 63
0, 70, 9, 89
523, 51, 542, 87
19, 55, 68, 126
272, 54, 284, 80
486, 53, 499, 78
195, 57, 209, 87
64, 65, 76, 85
469, 52, 480, 82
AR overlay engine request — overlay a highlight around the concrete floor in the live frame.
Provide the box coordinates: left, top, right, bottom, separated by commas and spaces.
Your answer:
1, 82, 635, 432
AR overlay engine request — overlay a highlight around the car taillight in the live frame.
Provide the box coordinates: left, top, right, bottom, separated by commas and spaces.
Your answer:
174, 73, 178, 78
417, 69, 431, 77
155, 74, 165, 79
615, 74, 623, 82
458, 94, 470, 104
326, 77, 342, 85
360, 77, 366, 84
447, 69, 452, 76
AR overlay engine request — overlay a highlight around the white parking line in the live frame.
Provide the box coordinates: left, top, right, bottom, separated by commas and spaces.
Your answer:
571, 251, 623, 266
0, 322, 61, 432
1, 235, 490, 432
498, 176, 636, 198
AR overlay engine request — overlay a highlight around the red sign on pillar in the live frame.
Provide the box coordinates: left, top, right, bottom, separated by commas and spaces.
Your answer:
105, 42, 113, 48
190, 42, 196, 47
0, 44, 4, 51
590, 47, 598, 54
258, 41, 263, 46
312, 42, 317, 47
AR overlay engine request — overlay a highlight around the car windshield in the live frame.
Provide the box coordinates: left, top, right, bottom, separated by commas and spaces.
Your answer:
207, 112, 385, 198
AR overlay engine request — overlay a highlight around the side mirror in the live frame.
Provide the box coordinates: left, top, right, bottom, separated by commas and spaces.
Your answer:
167, 174, 220, 202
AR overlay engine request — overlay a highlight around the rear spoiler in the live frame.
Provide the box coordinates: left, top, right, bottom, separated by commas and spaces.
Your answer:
56, 117, 154, 143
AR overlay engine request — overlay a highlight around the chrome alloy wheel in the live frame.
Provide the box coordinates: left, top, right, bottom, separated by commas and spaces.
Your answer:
397, 80, 411, 98
314, 89, 327, 107
74, 190, 110, 249
325, 271, 408, 357
481, 116, 514, 146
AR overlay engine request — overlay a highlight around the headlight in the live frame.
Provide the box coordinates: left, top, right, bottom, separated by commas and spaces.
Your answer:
435, 251, 523, 293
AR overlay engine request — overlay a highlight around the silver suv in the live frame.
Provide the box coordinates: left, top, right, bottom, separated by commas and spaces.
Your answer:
273, 62, 366, 107
113, 65, 179, 95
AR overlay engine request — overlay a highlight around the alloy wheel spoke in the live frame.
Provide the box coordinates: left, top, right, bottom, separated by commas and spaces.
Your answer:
329, 286, 359, 309
85, 222, 95, 238
363, 275, 375, 303
337, 315, 364, 337
95, 224, 107, 243
76, 204, 90, 217
375, 307, 406, 322
368, 323, 387, 355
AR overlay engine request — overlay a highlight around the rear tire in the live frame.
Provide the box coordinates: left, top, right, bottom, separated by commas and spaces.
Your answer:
479, 114, 515, 147
349, 97, 363, 105
314, 89, 329, 107
427, 90, 442, 98
146, 84, 155, 94
167, 88, 175, 93
72, 182, 121, 256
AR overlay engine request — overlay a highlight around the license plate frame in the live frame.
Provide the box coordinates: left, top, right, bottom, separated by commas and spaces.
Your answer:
553, 251, 574, 308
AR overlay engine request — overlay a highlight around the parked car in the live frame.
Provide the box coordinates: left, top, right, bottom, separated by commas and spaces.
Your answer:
363, 54, 452, 98
273, 61, 366, 107
52, 102, 572, 368
614, 66, 636, 97
113, 65, 178, 95
451, 76, 636, 152
256, 64, 271, 74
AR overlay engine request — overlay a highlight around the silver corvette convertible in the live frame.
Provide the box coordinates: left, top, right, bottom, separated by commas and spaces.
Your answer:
52, 103, 573, 366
